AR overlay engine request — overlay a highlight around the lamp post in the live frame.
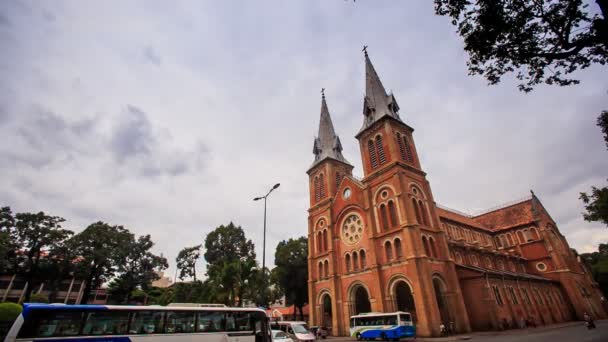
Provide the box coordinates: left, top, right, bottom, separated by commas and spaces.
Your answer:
254, 183, 280, 306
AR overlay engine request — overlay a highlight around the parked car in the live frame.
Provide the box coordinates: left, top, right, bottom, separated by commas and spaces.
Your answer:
272, 329, 294, 342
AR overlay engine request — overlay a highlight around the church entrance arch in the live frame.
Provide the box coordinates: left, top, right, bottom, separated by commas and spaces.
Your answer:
350, 283, 371, 315
394, 281, 416, 313
432, 275, 452, 326
319, 292, 333, 331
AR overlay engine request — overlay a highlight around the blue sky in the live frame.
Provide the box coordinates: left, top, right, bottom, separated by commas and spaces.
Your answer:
1, 0, 607, 280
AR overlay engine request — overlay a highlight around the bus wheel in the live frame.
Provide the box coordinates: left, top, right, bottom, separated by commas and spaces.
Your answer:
356, 333, 362, 341
380, 333, 388, 341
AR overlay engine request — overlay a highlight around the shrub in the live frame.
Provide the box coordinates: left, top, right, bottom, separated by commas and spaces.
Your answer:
29, 293, 49, 303
0, 302, 23, 322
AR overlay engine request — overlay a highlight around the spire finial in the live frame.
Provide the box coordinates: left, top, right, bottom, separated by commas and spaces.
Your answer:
362, 45, 368, 57
321, 88, 325, 99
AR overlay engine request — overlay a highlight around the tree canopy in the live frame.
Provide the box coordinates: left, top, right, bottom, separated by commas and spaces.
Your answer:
176, 244, 202, 281
434, 0, 608, 92
68, 222, 133, 304
580, 243, 608, 296
274, 237, 308, 320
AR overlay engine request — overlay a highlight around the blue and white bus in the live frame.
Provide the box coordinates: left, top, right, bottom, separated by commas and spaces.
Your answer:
349, 312, 415, 340
5, 303, 271, 342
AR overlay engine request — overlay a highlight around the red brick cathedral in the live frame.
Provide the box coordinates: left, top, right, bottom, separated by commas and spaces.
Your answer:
306, 51, 606, 337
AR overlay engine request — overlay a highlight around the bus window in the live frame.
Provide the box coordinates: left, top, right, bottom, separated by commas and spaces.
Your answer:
82, 310, 129, 335
129, 311, 164, 334
226, 312, 253, 332
399, 314, 412, 325
18, 309, 84, 338
165, 311, 196, 333
198, 311, 225, 332
385, 316, 397, 325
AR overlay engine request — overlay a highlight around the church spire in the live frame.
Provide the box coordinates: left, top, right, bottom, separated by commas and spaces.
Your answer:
359, 47, 402, 134
310, 89, 352, 170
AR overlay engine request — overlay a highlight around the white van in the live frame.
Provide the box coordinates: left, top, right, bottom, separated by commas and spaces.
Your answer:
270, 321, 315, 342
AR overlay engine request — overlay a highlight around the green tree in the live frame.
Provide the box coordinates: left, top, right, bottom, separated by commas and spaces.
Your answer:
579, 115, 608, 228
0, 206, 16, 273
204, 222, 256, 267
204, 223, 257, 306
108, 234, 168, 304
13, 211, 72, 302
68, 222, 133, 304
580, 243, 608, 295
176, 244, 202, 281
274, 237, 308, 320
434, 0, 607, 92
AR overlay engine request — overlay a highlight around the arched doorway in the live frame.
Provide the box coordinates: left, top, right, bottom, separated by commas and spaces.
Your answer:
352, 285, 371, 315
394, 281, 416, 312
432, 276, 452, 326
320, 293, 332, 330
393, 280, 417, 322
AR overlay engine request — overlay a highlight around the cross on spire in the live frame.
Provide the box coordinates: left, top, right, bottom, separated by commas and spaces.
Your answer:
321, 88, 325, 99
362, 45, 368, 56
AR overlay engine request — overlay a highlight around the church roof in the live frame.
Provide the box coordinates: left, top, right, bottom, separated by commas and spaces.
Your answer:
358, 49, 404, 135
309, 92, 352, 171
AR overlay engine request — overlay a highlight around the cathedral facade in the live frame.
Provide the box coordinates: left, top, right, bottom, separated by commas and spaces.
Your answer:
306, 51, 606, 337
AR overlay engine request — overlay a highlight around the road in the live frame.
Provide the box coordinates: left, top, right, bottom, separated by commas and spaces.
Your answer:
325, 320, 608, 341
470, 320, 607, 342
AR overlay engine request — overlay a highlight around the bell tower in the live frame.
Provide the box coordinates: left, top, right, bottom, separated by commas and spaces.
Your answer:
307, 90, 354, 206
355, 49, 422, 178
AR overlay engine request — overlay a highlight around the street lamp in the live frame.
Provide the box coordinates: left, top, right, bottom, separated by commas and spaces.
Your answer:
253, 182, 280, 307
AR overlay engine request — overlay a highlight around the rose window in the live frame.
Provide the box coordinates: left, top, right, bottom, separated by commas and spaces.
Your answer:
342, 214, 364, 245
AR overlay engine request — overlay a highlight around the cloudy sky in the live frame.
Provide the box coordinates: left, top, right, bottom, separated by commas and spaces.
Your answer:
1, 0, 607, 280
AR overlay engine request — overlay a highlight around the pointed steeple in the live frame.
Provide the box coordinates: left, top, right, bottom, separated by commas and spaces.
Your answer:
310, 90, 352, 170
359, 48, 402, 134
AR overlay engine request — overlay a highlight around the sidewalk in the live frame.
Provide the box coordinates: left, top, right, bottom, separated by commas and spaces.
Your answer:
414, 320, 588, 341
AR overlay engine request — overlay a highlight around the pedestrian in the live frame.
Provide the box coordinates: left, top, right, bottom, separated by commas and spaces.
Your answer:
439, 323, 446, 337
583, 312, 596, 330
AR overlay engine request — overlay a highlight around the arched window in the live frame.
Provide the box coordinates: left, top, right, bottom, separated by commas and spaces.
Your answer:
507, 233, 515, 246
345, 254, 351, 273
319, 173, 326, 198
500, 235, 508, 248
375, 135, 386, 165
455, 252, 463, 264
394, 238, 403, 258
419, 200, 429, 225
385, 241, 393, 261
497, 260, 505, 270
485, 257, 493, 268
530, 227, 540, 240
323, 230, 328, 252
396, 133, 407, 161
317, 231, 322, 253
429, 237, 439, 258
324, 260, 329, 278
360, 250, 366, 269
495, 236, 503, 248
471, 254, 479, 266
368, 140, 378, 169
380, 204, 389, 231
403, 136, 414, 163
412, 198, 422, 224
517, 230, 525, 244
353, 252, 359, 271
422, 236, 430, 256
388, 201, 398, 227
335, 172, 342, 190
314, 177, 320, 202
318, 262, 323, 280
